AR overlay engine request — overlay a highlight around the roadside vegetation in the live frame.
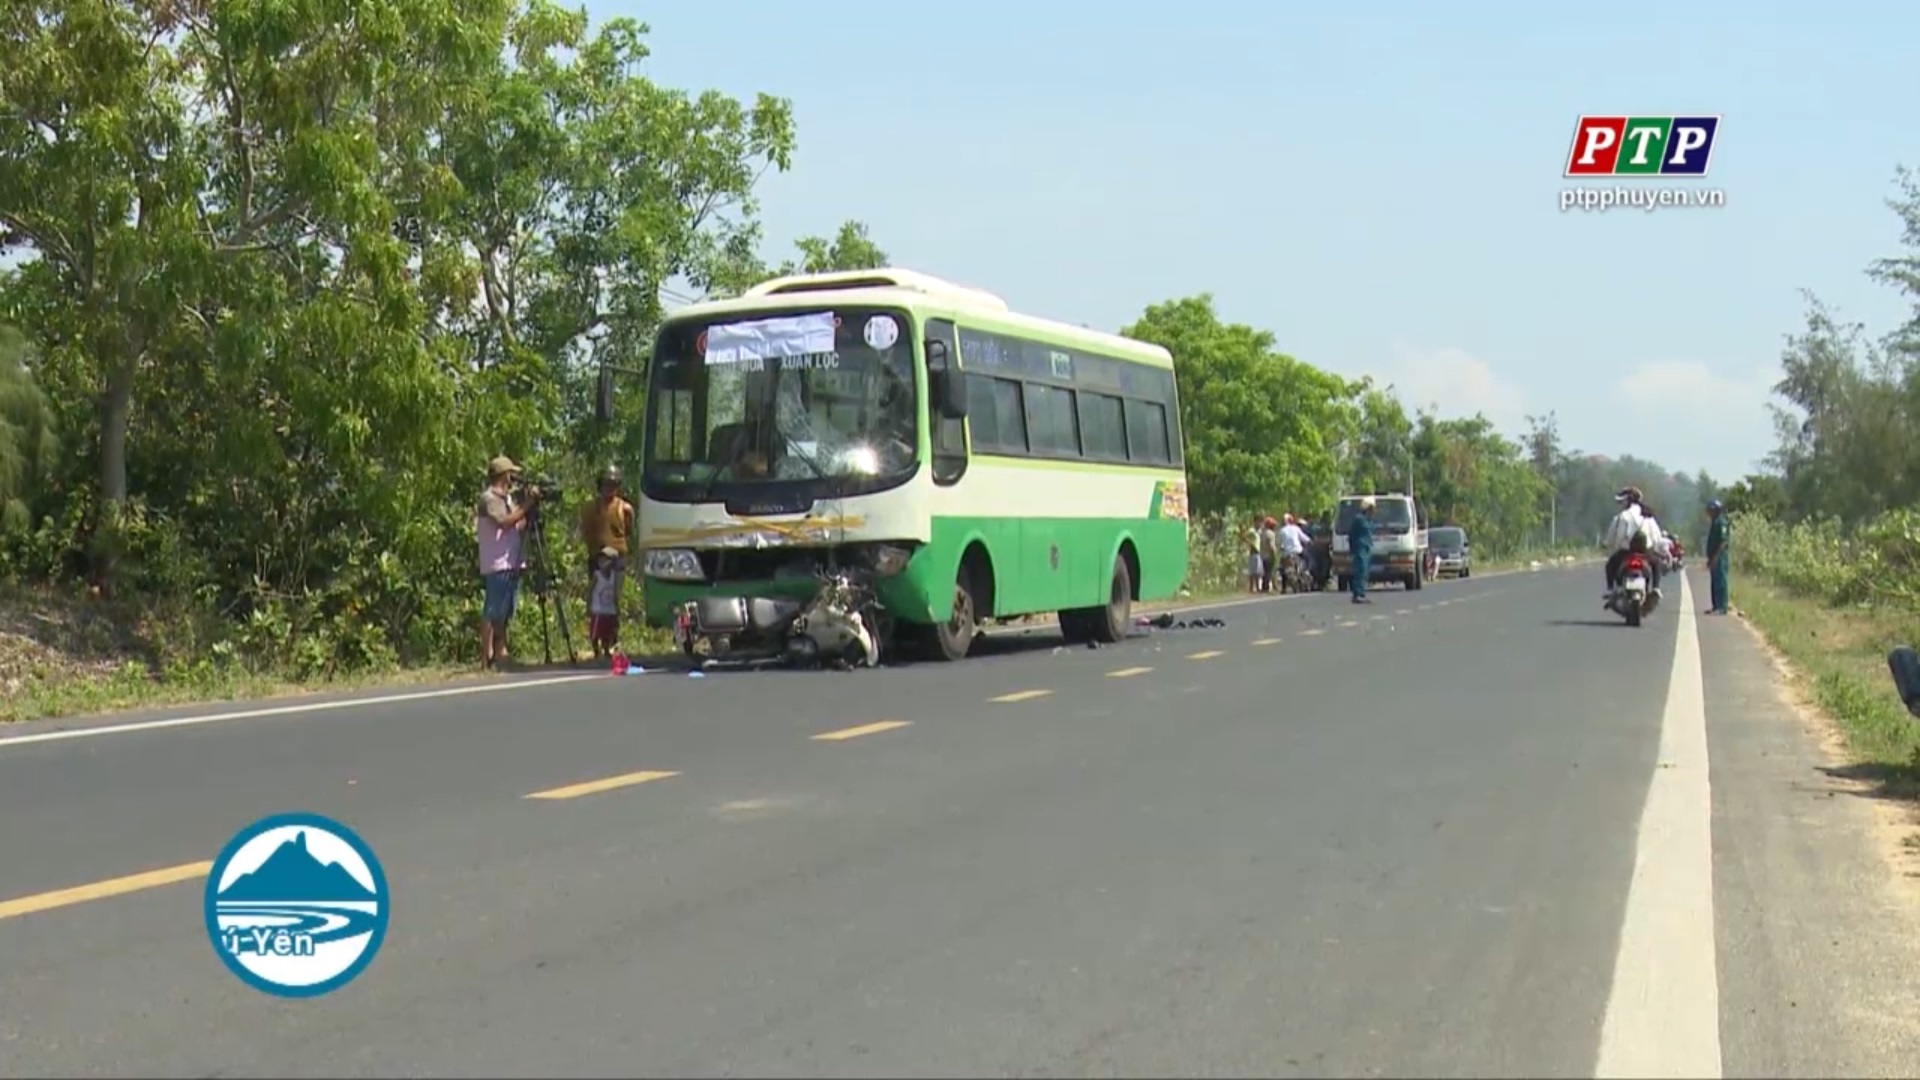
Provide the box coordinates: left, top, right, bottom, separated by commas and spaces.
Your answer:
1715, 169, 1920, 792
1, 1, 1706, 721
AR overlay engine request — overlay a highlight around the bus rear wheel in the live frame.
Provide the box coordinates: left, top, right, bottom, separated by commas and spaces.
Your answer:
1061, 555, 1133, 645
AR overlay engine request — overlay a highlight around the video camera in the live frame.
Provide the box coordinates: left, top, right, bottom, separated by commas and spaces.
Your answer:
513, 474, 564, 508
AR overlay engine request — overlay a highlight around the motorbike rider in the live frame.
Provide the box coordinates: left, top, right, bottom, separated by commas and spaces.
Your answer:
1277, 513, 1311, 589
1640, 504, 1677, 570
1603, 486, 1663, 602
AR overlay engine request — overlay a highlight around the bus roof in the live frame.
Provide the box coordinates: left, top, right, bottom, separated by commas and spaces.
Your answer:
667, 267, 1175, 369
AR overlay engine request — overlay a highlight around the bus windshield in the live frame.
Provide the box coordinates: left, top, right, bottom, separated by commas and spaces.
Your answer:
643, 307, 919, 497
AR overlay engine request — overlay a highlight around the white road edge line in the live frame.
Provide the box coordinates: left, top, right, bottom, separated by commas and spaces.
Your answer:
0, 675, 601, 750
1594, 572, 1722, 1078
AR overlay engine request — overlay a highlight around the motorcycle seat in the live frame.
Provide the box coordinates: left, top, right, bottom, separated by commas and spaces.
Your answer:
747, 597, 803, 631
689, 596, 803, 634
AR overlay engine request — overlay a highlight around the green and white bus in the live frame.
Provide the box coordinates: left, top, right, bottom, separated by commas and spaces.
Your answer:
615, 267, 1190, 660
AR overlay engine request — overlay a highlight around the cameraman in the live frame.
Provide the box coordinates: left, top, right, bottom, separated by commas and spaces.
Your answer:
578, 462, 634, 586
476, 454, 539, 670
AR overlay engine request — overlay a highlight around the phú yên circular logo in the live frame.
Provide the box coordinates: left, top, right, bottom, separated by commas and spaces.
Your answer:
203, 812, 390, 998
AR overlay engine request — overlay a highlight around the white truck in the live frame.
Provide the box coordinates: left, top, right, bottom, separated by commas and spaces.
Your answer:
1330, 493, 1434, 592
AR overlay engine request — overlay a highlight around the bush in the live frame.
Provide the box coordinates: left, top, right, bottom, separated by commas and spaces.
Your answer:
1733, 507, 1920, 612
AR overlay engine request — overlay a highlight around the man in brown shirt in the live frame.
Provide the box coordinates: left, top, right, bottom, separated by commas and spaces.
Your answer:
578, 465, 634, 622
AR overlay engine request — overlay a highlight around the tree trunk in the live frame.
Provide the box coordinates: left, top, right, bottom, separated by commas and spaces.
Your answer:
92, 358, 135, 598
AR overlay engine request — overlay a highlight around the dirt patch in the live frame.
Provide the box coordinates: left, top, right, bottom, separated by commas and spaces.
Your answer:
0, 587, 145, 699
1737, 613, 1920, 898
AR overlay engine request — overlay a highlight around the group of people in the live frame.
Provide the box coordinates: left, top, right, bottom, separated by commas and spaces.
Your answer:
1245, 513, 1314, 593
474, 456, 637, 670
1601, 485, 1733, 615
472, 458, 1738, 669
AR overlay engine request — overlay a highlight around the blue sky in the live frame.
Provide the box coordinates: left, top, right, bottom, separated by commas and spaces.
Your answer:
617, 0, 1917, 483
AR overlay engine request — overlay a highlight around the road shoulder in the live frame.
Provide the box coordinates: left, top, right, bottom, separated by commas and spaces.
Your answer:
1700, 585, 1920, 1077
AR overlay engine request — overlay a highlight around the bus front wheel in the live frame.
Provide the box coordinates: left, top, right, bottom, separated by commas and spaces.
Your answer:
931, 574, 979, 662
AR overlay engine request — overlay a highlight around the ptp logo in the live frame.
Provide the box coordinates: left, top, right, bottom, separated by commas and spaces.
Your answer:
1564, 116, 1721, 178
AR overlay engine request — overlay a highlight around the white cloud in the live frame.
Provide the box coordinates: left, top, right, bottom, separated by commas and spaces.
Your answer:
1609, 360, 1772, 418
1371, 341, 1531, 432
1607, 360, 1779, 478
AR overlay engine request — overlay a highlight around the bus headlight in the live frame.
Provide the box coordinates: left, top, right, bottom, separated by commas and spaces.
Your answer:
870, 544, 912, 577
643, 549, 704, 582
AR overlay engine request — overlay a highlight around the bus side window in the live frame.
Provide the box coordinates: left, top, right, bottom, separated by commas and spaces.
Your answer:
925, 318, 968, 486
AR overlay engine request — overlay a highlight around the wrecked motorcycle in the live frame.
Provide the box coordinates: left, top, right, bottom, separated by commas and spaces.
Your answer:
671, 567, 888, 668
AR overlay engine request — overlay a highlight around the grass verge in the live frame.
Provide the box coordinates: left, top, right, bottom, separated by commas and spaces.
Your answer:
3, 541, 1585, 725
1733, 576, 1920, 801
0, 581, 674, 725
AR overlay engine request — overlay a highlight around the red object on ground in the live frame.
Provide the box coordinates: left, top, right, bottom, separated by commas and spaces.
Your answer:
610, 653, 630, 675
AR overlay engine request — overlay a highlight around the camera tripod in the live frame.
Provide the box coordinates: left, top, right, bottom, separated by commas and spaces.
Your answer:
521, 499, 579, 667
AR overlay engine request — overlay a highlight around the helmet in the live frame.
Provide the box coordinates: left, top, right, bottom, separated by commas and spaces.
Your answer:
1615, 485, 1642, 505
598, 464, 623, 486
1263, 516, 1277, 528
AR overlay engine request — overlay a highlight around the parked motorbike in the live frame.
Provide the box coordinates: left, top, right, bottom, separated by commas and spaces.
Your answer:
1279, 552, 1310, 594
672, 567, 888, 668
1606, 552, 1660, 627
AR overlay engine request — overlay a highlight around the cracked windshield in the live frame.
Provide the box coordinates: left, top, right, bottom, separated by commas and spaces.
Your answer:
645, 309, 917, 491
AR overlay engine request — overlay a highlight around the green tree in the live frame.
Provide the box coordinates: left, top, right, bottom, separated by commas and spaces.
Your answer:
694, 218, 889, 299
0, 0, 800, 662
0, 326, 56, 535
1408, 412, 1546, 553
1348, 384, 1413, 495
1123, 295, 1356, 519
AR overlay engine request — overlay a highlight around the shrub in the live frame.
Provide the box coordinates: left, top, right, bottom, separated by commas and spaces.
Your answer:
1733, 507, 1920, 612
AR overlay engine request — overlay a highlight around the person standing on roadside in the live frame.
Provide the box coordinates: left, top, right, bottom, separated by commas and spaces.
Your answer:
1258, 516, 1280, 593
578, 463, 635, 593
1347, 496, 1377, 604
1704, 499, 1732, 615
1245, 515, 1266, 594
477, 455, 535, 670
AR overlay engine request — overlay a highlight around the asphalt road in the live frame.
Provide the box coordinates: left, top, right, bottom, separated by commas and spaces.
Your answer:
2, 562, 1917, 1078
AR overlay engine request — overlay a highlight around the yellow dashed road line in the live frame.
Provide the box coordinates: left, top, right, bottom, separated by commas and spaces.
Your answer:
1107, 666, 1154, 678
990, 689, 1054, 703
1187, 650, 1226, 660
0, 861, 213, 922
812, 720, 912, 742
1251, 637, 1283, 646
525, 770, 680, 800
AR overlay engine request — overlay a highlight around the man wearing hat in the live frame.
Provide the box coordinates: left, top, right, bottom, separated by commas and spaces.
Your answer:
477, 455, 535, 669
1703, 499, 1731, 614
578, 464, 634, 638
1346, 496, 1377, 604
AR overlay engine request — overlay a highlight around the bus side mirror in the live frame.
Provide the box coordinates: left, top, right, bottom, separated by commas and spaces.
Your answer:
926, 340, 968, 420
594, 367, 615, 424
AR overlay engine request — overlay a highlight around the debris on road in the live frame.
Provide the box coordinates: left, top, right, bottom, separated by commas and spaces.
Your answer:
1135, 613, 1227, 631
